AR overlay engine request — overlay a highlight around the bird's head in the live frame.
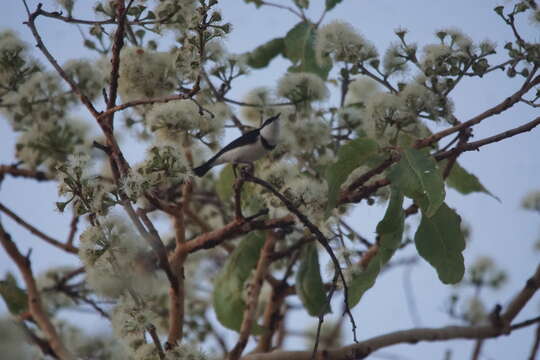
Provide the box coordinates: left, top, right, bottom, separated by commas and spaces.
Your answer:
261, 113, 281, 128
260, 113, 281, 145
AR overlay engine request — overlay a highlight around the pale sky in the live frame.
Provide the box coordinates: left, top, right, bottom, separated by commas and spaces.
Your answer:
1, 1, 540, 359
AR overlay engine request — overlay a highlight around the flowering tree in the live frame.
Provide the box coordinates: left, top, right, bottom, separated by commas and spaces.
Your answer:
1, 0, 540, 359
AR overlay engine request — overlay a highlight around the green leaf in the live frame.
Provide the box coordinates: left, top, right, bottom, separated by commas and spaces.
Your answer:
347, 255, 382, 307
0, 273, 28, 315
376, 190, 405, 250
325, 0, 344, 11
444, 160, 499, 201
296, 243, 329, 316
415, 203, 465, 284
388, 148, 445, 217
216, 164, 235, 202
56, 201, 68, 213
348, 189, 404, 306
293, 0, 309, 9
243, 0, 263, 7
246, 37, 285, 69
283, 22, 332, 79
213, 232, 265, 333
325, 138, 379, 217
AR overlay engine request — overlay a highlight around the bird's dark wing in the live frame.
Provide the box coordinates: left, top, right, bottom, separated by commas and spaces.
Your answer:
206, 128, 260, 164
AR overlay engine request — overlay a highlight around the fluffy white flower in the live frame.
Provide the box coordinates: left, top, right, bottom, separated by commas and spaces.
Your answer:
277, 72, 328, 103
118, 47, 176, 103
3, 72, 68, 129
382, 43, 409, 74
345, 77, 380, 105
399, 83, 437, 116
421, 44, 452, 71
316, 20, 377, 64
278, 116, 331, 155
154, 0, 199, 32
283, 176, 327, 220
241, 87, 280, 125
79, 217, 146, 297
445, 28, 473, 51
64, 59, 104, 100
147, 100, 225, 143
258, 161, 298, 189
0, 30, 32, 86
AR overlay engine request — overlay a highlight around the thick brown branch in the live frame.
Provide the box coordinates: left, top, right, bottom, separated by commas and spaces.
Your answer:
0, 165, 51, 182
183, 215, 294, 253
242, 263, 540, 360
166, 206, 187, 349
228, 232, 277, 360
0, 222, 73, 360
105, 0, 128, 117
0, 202, 78, 254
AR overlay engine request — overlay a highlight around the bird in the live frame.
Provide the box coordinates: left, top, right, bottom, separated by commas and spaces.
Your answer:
193, 113, 281, 177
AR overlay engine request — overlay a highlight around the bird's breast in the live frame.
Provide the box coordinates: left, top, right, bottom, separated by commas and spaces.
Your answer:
216, 140, 268, 164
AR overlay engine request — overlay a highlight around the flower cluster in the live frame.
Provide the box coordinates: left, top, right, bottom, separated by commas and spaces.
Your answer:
241, 87, 280, 125
277, 72, 328, 103
118, 47, 176, 103
315, 20, 377, 64
56, 152, 117, 216
146, 100, 226, 142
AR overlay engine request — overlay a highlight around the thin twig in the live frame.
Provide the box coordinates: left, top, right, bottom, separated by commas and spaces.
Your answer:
147, 324, 165, 360
23, 2, 100, 117
528, 323, 540, 360
245, 174, 358, 344
0, 202, 78, 254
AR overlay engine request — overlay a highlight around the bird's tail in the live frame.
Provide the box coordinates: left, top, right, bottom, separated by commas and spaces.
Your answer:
192, 160, 214, 177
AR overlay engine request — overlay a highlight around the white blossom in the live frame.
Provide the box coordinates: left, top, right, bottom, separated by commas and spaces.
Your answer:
277, 72, 328, 103
382, 43, 408, 75
345, 77, 380, 105
241, 87, 280, 125
445, 28, 473, 51
64, 59, 104, 100
147, 100, 226, 142
316, 20, 377, 64
118, 47, 176, 103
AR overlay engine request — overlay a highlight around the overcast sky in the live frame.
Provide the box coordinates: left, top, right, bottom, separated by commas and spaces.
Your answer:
1, 1, 540, 359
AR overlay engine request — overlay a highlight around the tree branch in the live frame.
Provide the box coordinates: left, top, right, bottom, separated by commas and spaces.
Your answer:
0, 222, 73, 360
0, 202, 78, 254
415, 74, 540, 148
183, 215, 295, 253
245, 174, 358, 344
0, 165, 51, 182
22, 2, 100, 118
242, 263, 540, 360
228, 231, 277, 360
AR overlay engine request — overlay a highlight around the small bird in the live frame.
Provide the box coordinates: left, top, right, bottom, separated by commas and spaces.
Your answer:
193, 113, 281, 177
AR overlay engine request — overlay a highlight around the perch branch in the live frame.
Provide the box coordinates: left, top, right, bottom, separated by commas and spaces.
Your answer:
0, 222, 73, 360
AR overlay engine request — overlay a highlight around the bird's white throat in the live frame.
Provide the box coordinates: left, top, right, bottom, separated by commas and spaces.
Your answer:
260, 118, 280, 146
